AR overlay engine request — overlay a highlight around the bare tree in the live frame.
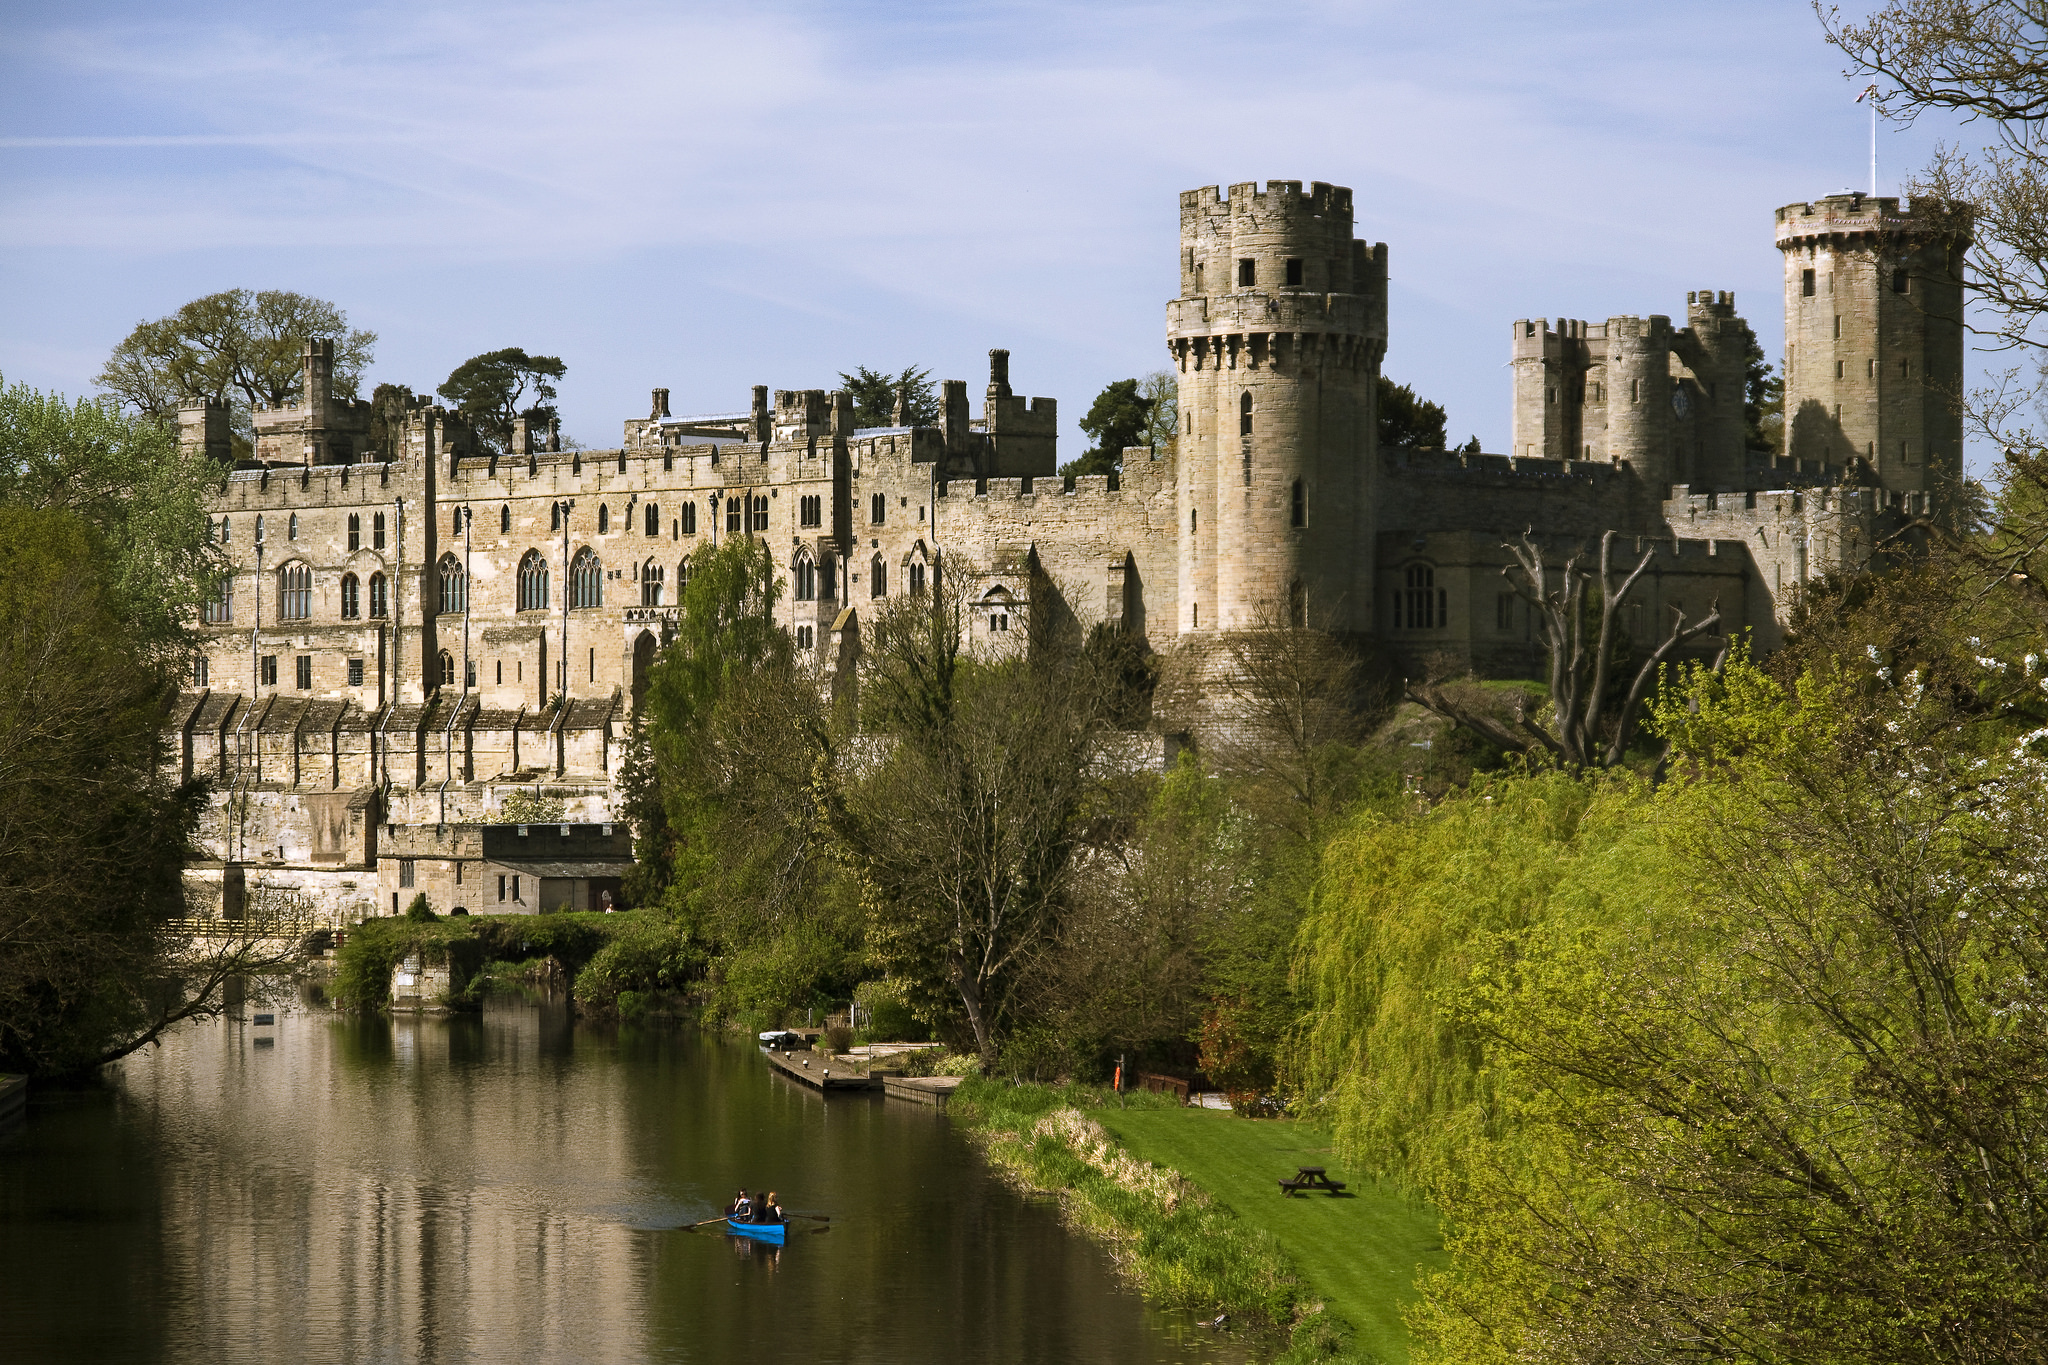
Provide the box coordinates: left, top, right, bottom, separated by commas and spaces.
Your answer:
1409, 531, 1722, 769
821, 585, 1129, 1070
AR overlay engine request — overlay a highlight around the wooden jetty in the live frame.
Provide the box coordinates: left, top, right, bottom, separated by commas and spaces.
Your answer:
760, 1046, 882, 1092
883, 1076, 963, 1111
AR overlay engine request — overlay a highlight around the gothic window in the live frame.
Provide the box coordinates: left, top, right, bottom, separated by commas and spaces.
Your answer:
1239, 392, 1252, 436
751, 495, 768, 532
287, 513, 298, 541
598, 505, 609, 534
218, 517, 230, 544
645, 502, 660, 535
255, 514, 265, 544
571, 547, 602, 608
340, 573, 360, 620
1398, 563, 1444, 630
347, 513, 360, 550
870, 493, 886, 525
641, 557, 664, 606
1290, 479, 1306, 528
870, 555, 887, 598
796, 625, 815, 650
820, 555, 837, 600
909, 561, 926, 596
677, 556, 690, 595
203, 574, 233, 625
454, 505, 465, 535
681, 502, 697, 535
372, 511, 386, 549
518, 551, 549, 611
369, 572, 389, 618
438, 650, 455, 686
278, 562, 312, 620
551, 503, 560, 532
501, 504, 511, 533
438, 554, 466, 614
794, 552, 817, 601
727, 500, 741, 534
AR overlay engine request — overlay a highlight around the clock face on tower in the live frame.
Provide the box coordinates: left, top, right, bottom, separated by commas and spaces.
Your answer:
1670, 386, 1692, 419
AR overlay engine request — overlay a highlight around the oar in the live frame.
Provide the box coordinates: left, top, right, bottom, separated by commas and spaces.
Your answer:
680, 1216, 730, 1231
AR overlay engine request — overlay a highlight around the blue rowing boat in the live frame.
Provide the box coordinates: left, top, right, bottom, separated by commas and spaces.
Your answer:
726, 1218, 787, 1245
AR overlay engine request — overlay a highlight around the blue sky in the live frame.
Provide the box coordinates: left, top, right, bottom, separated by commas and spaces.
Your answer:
0, 1, 1967, 458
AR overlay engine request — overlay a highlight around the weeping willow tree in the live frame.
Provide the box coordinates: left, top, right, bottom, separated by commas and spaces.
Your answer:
1290, 649, 2048, 1364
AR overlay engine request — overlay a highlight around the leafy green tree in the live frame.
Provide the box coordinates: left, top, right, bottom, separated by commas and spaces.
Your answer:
436, 348, 567, 453
1063, 378, 1152, 479
0, 507, 294, 1076
838, 365, 938, 428
1139, 369, 1178, 455
627, 537, 856, 1020
97, 289, 375, 459
1376, 376, 1447, 451
0, 375, 223, 656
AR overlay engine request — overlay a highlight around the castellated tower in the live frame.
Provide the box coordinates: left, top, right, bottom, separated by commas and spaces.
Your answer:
1778, 193, 1968, 499
1167, 180, 1388, 634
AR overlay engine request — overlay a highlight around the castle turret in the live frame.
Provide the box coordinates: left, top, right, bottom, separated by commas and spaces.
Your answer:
1605, 315, 1677, 490
1777, 193, 1968, 499
1168, 180, 1387, 633
178, 395, 233, 464
1676, 290, 1752, 489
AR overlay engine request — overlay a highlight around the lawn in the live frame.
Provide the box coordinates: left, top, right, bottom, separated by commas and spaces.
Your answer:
1093, 1106, 1445, 1363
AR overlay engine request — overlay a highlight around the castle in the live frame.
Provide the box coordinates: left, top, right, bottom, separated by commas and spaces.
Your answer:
171, 183, 1964, 922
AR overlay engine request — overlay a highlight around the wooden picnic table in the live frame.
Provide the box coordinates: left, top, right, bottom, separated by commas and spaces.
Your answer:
1277, 1165, 1349, 1197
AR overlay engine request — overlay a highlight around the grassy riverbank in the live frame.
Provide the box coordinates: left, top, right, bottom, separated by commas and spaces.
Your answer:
950, 1079, 1442, 1363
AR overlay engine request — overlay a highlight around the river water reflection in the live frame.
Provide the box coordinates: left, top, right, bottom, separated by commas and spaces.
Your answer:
1, 998, 1244, 1364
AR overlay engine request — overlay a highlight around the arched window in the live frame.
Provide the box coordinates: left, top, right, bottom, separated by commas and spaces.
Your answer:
1239, 392, 1253, 437
372, 511, 385, 549
550, 503, 560, 532
598, 504, 610, 534
438, 554, 466, 614
369, 572, 388, 618
438, 650, 456, 686
1290, 479, 1306, 528
218, 516, 231, 544
677, 556, 691, 595
453, 505, 464, 536
645, 503, 660, 536
255, 513, 266, 544
870, 555, 887, 598
910, 561, 927, 596
277, 562, 312, 620
641, 557, 664, 606
341, 572, 360, 620
794, 552, 816, 602
203, 574, 232, 625
346, 514, 358, 549
287, 512, 298, 541
751, 495, 768, 532
820, 554, 837, 600
570, 547, 601, 608
500, 504, 511, 534
1399, 564, 1443, 630
518, 551, 549, 611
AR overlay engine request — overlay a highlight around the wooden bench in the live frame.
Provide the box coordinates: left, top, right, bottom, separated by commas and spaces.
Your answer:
1278, 1165, 1349, 1197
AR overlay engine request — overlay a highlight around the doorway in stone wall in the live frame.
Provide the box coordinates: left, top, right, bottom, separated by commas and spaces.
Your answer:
631, 630, 656, 712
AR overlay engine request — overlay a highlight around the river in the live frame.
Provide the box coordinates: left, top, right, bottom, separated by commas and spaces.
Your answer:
0, 996, 1245, 1363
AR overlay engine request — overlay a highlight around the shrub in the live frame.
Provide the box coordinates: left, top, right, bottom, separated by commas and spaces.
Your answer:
403, 893, 435, 922
571, 918, 703, 1018
823, 1023, 854, 1053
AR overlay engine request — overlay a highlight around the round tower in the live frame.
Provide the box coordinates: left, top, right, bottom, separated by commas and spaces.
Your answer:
1776, 193, 1968, 499
1168, 180, 1387, 635
1603, 314, 1677, 492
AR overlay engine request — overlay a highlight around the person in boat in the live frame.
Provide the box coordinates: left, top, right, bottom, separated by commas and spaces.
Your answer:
760, 1192, 786, 1225
726, 1189, 751, 1221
